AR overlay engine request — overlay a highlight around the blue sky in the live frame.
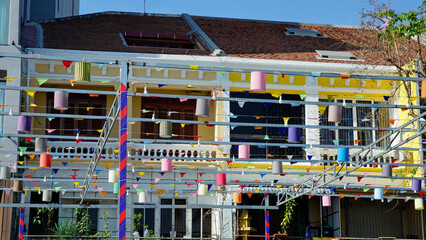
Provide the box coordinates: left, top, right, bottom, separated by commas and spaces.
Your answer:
80, 0, 422, 26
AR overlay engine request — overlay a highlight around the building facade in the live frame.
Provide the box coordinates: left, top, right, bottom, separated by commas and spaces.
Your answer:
0, 10, 425, 239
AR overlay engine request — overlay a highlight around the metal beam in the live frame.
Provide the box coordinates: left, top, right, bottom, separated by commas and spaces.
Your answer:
277, 110, 426, 206
80, 90, 120, 204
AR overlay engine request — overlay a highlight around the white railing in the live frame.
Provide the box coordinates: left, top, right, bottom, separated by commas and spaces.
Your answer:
47, 142, 217, 161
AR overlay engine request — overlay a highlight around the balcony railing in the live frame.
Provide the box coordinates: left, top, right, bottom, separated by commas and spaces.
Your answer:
48, 142, 217, 161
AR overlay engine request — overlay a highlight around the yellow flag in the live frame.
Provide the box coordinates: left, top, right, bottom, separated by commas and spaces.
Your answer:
175, 191, 179, 196
271, 92, 281, 98
188, 166, 196, 169
254, 189, 260, 193
86, 107, 94, 111
190, 65, 199, 71
181, 123, 186, 128
97, 129, 103, 133
29, 103, 38, 107
157, 189, 164, 196
318, 105, 327, 115
24, 190, 28, 196
139, 172, 145, 178
276, 185, 282, 189
25, 90, 37, 98
283, 117, 290, 125
410, 97, 420, 103
113, 149, 119, 154
73, 181, 79, 187
190, 143, 195, 147
17, 161, 24, 165
5, 77, 14, 82
34, 187, 41, 192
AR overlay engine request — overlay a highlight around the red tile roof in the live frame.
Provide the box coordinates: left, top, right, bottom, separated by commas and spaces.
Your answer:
194, 17, 390, 65
24, 12, 421, 66
38, 13, 210, 56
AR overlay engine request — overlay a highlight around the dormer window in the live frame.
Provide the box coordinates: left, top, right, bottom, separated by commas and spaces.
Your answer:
315, 50, 362, 61
284, 28, 327, 38
120, 31, 205, 50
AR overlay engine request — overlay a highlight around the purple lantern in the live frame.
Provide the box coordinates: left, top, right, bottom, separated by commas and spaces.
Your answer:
412, 179, 422, 191
288, 127, 300, 143
17, 116, 32, 133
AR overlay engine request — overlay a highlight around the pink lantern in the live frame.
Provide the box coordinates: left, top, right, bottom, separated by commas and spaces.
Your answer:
217, 173, 227, 186
40, 154, 52, 169
238, 145, 250, 159
322, 196, 331, 207
250, 71, 266, 92
161, 158, 172, 172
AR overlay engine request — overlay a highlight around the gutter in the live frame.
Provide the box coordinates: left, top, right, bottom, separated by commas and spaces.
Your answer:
23, 47, 398, 75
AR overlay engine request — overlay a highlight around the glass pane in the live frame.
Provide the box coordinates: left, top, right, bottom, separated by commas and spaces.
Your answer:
338, 100, 353, 146
202, 209, 212, 238
0, 0, 9, 44
192, 209, 201, 237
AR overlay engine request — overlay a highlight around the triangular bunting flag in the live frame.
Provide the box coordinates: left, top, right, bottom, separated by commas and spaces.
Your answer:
157, 189, 164, 196
25, 90, 37, 98
62, 60, 73, 68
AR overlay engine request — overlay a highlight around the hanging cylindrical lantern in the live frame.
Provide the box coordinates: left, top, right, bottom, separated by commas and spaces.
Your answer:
138, 191, 147, 203
322, 196, 331, 207
17, 116, 32, 133
382, 165, 392, 177
74, 62, 91, 82
13, 180, 23, 192
415, 198, 424, 210
374, 188, 383, 200
161, 158, 172, 172
195, 99, 210, 117
233, 192, 242, 204
113, 182, 119, 194
238, 145, 250, 159
337, 148, 349, 162
42, 190, 52, 202
0, 167, 10, 180
288, 127, 301, 143
40, 154, 52, 169
216, 173, 226, 186
35, 138, 48, 152
272, 161, 283, 174
250, 71, 266, 92
328, 105, 342, 123
412, 179, 422, 191
198, 184, 208, 196
54, 91, 69, 110
108, 170, 119, 183
159, 121, 172, 138
421, 81, 426, 99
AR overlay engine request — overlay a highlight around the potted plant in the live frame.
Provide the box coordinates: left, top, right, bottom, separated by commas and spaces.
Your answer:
132, 213, 142, 240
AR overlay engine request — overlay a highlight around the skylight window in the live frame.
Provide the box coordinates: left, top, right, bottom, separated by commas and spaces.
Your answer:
284, 28, 327, 38
315, 50, 362, 61
120, 32, 204, 50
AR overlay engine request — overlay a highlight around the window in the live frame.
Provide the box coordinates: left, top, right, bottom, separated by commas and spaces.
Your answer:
315, 50, 361, 61
285, 27, 327, 38
320, 99, 389, 146
0, 0, 9, 44
192, 209, 212, 238
46, 93, 106, 138
0, 76, 5, 133
230, 92, 304, 159
122, 32, 203, 50
134, 208, 155, 233
160, 198, 187, 238
141, 97, 197, 140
